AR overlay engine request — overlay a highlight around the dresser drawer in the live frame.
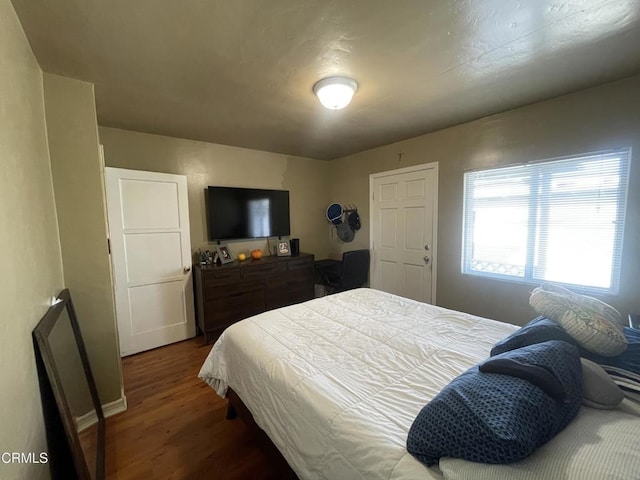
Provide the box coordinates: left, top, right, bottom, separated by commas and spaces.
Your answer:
203, 283, 265, 330
287, 256, 313, 272
266, 274, 314, 310
202, 301, 264, 332
205, 279, 261, 303
286, 267, 313, 283
242, 261, 286, 279
202, 267, 240, 287
203, 272, 242, 302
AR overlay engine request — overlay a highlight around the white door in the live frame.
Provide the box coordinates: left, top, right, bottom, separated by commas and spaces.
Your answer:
105, 168, 195, 356
370, 163, 438, 303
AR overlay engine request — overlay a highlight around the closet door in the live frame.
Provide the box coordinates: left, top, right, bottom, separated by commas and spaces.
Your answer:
370, 163, 438, 304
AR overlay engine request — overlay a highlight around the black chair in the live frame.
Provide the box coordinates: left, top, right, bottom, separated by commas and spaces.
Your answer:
322, 249, 370, 294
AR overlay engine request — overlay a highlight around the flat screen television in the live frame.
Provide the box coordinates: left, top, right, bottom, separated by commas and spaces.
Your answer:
207, 186, 290, 241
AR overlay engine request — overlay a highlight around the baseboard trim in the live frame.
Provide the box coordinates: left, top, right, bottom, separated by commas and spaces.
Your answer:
103, 393, 128, 418
76, 410, 98, 432
75, 393, 127, 432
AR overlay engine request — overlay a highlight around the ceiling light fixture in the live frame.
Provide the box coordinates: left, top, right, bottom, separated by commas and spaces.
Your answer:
313, 76, 358, 110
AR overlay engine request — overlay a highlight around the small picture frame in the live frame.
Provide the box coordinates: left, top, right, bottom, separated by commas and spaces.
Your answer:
277, 239, 291, 257
267, 237, 280, 256
216, 244, 234, 264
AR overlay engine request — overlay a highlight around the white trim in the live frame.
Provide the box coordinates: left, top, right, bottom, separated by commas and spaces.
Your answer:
74, 393, 128, 432
369, 162, 439, 304
370, 162, 438, 178
432, 164, 439, 304
103, 392, 128, 418
75, 410, 98, 433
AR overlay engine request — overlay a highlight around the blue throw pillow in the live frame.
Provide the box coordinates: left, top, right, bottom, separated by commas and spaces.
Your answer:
491, 316, 575, 356
407, 340, 582, 466
581, 327, 640, 375
492, 317, 640, 376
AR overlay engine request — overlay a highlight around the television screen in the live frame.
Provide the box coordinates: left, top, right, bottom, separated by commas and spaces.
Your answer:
207, 186, 290, 240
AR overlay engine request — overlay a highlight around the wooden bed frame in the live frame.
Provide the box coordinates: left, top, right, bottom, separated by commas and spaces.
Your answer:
226, 388, 298, 479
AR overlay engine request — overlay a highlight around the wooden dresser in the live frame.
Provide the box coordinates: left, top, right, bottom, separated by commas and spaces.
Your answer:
194, 253, 315, 343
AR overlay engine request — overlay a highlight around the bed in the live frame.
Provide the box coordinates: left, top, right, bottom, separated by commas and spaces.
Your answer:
199, 288, 640, 479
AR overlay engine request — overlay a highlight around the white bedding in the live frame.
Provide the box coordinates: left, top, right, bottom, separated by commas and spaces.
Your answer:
199, 288, 518, 479
199, 288, 640, 480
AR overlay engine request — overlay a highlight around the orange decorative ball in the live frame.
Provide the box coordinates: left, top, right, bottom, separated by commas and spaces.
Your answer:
250, 249, 262, 260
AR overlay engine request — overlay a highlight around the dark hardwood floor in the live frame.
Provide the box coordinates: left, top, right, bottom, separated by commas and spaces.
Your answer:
105, 336, 283, 479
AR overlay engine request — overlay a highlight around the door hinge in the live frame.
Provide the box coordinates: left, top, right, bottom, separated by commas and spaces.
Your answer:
107, 238, 111, 254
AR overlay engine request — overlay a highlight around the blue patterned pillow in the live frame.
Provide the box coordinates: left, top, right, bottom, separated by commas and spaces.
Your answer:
491, 316, 575, 356
583, 327, 640, 375
407, 340, 582, 466
492, 317, 640, 375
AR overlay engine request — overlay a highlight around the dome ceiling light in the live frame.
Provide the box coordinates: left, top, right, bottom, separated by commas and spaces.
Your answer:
313, 76, 358, 110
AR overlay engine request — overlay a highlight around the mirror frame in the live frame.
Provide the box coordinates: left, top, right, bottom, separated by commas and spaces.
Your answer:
33, 289, 105, 480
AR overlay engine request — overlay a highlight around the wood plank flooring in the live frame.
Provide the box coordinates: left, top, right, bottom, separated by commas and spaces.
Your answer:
105, 337, 282, 479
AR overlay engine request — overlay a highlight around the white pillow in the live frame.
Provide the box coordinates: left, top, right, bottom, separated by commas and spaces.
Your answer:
529, 284, 627, 356
534, 283, 624, 326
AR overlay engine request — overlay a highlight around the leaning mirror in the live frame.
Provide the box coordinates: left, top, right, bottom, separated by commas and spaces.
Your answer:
33, 289, 105, 480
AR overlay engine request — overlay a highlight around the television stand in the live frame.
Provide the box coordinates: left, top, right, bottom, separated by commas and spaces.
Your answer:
194, 253, 314, 343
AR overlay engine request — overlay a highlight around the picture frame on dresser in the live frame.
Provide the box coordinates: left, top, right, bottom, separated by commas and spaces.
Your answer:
215, 243, 234, 264
277, 238, 291, 257
267, 236, 279, 256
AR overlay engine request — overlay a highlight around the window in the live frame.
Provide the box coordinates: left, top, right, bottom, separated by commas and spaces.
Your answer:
462, 149, 630, 293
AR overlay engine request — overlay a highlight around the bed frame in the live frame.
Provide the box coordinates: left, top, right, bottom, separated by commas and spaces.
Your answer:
226, 388, 298, 479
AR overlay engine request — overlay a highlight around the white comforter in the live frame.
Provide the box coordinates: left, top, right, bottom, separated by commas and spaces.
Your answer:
199, 288, 518, 479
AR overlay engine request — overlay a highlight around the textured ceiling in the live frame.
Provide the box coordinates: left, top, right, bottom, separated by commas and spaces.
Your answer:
11, 0, 640, 160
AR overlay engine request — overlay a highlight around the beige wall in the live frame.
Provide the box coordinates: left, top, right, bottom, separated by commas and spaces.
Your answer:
43, 74, 123, 404
330, 75, 640, 326
98, 127, 332, 259
0, 2, 64, 479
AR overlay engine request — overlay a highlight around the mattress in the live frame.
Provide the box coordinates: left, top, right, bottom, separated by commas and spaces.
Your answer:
199, 288, 640, 479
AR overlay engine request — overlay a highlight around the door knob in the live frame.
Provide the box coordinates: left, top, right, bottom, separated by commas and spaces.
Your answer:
424, 245, 430, 251
423, 256, 430, 264
183, 266, 191, 273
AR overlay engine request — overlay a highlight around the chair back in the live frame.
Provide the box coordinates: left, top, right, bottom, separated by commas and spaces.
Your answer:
339, 249, 370, 290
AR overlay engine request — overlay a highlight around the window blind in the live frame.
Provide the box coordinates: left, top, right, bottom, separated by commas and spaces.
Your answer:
462, 148, 630, 293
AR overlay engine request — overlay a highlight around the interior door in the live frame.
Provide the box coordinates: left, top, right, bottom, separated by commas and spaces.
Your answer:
105, 167, 195, 356
370, 164, 438, 303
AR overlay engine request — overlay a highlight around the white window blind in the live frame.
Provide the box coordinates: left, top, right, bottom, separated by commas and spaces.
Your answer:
462, 149, 630, 293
